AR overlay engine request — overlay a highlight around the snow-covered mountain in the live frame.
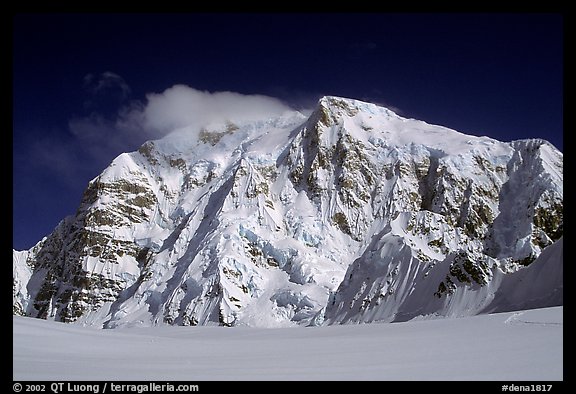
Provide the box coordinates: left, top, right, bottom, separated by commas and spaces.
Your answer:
13, 96, 563, 328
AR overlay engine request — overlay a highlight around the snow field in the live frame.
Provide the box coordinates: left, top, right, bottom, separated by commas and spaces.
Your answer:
14, 307, 562, 381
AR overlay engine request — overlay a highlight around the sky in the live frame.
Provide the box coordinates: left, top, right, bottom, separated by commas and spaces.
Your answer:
13, 13, 563, 250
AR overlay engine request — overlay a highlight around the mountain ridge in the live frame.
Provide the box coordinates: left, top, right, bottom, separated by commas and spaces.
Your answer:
13, 96, 563, 328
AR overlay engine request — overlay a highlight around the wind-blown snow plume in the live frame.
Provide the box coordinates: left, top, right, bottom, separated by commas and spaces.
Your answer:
118, 84, 293, 138
43, 80, 294, 188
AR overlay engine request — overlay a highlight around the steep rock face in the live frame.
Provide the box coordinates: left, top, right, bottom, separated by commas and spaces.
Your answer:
324, 137, 563, 324
13, 96, 563, 327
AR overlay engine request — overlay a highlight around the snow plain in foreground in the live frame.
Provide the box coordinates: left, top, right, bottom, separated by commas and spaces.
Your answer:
13, 307, 562, 381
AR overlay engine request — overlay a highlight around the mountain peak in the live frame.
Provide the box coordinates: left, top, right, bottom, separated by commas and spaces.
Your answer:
13, 96, 563, 328
316, 95, 400, 122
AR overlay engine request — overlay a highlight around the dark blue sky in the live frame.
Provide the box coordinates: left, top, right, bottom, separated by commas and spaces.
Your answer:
13, 13, 563, 250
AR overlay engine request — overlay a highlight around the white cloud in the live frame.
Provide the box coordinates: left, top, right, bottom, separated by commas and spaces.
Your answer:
32, 79, 298, 194
118, 85, 292, 137
61, 82, 295, 181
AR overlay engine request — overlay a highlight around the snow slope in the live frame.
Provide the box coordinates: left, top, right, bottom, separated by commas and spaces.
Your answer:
13, 96, 563, 328
13, 306, 563, 381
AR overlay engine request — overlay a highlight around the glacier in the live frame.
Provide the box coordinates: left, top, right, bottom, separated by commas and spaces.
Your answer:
13, 96, 563, 328
13, 306, 563, 380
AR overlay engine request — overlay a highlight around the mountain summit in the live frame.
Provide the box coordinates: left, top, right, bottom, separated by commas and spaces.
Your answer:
13, 96, 563, 328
